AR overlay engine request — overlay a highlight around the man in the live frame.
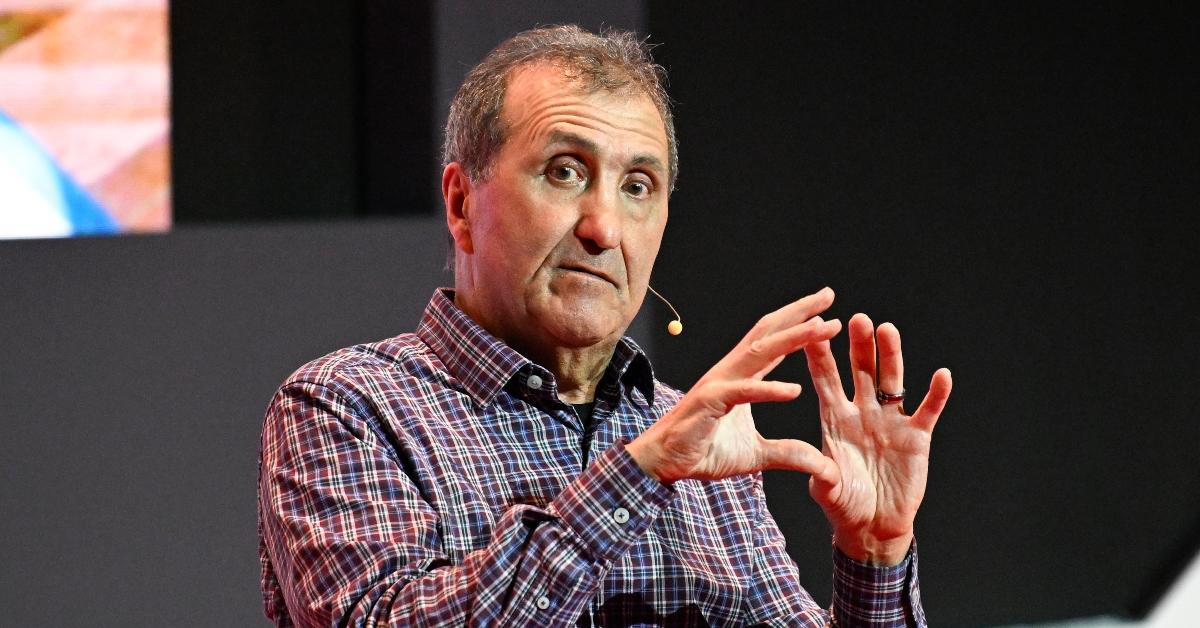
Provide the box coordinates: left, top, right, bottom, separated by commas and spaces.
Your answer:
258, 25, 952, 626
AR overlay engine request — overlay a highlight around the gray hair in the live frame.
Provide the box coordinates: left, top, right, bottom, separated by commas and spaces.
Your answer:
442, 24, 678, 190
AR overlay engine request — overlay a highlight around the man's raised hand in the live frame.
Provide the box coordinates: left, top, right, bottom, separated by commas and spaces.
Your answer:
804, 313, 952, 565
626, 288, 843, 485
626, 289, 953, 567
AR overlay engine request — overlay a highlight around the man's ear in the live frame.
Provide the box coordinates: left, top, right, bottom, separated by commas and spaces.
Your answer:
442, 162, 474, 255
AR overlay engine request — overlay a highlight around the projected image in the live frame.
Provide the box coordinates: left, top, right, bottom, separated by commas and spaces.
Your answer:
0, 0, 169, 239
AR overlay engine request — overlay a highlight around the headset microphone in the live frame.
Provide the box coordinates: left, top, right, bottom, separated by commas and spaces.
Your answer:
647, 285, 683, 335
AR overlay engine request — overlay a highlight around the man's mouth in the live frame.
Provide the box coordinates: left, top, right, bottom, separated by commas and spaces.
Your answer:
559, 264, 616, 286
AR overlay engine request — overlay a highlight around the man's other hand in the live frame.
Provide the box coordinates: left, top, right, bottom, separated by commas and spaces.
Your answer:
805, 313, 951, 565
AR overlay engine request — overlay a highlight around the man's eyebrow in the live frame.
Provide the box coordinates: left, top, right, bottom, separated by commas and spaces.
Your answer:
547, 131, 599, 154
629, 154, 666, 173
546, 131, 666, 173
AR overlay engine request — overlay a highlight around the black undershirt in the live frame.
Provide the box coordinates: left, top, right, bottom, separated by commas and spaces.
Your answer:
572, 402, 597, 469
572, 402, 596, 425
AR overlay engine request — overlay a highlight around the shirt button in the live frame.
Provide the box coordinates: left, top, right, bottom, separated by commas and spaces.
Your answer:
536, 595, 550, 610
527, 374, 543, 390
612, 507, 630, 524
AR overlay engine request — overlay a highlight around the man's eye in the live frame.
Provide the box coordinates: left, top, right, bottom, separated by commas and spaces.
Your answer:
547, 162, 583, 183
623, 179, 652, 198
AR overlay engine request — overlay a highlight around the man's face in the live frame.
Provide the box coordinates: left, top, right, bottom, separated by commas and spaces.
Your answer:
448, 63, 670, 356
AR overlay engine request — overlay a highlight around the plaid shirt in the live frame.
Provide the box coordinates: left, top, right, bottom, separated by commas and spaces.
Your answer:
258, 289, 925, 626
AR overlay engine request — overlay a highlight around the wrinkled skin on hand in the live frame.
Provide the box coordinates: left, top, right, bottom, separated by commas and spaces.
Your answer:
805, 313, 952, 563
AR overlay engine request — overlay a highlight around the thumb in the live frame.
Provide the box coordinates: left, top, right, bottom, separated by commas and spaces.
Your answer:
808, 459, 842, 507
758, 438, 830, 475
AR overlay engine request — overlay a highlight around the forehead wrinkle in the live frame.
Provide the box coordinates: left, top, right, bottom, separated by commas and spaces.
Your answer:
539, 113, 668, 169
547, 113, 665, 146
514, 102, 663, 140
502, 69, 668, 172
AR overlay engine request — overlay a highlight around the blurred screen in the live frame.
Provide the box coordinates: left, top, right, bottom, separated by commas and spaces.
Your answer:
0, 0, 169, 239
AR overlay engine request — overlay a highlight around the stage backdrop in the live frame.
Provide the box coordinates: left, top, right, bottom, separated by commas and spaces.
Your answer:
1, 2, 1196, 625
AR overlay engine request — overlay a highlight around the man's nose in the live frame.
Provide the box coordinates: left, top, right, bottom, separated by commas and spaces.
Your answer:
574, 186, 623, 251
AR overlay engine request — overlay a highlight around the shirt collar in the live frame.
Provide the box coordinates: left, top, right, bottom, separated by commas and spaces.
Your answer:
417, 288, 529, 407
606, 334, 657, 405
417, 288, 657, 407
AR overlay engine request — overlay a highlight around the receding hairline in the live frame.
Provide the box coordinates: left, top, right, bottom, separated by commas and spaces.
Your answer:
443, 25, 678, 189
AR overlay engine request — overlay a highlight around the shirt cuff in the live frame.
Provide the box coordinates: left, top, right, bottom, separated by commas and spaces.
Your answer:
831, 541, 921, 626
547, 440, 676, 566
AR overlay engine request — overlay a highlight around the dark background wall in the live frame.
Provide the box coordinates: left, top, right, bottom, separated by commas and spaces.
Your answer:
647, 3, 1199, 624
0, 220, 449, 626
2, 2, 1196, 625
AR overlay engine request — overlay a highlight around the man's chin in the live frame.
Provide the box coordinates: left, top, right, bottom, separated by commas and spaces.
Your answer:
549, 318, 626, 349
533, 303, 629, 349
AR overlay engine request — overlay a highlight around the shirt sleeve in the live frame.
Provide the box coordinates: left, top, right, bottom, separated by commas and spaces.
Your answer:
741, 472, 926, 627
830, 543, 925, 627
258, 379, 676, 627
